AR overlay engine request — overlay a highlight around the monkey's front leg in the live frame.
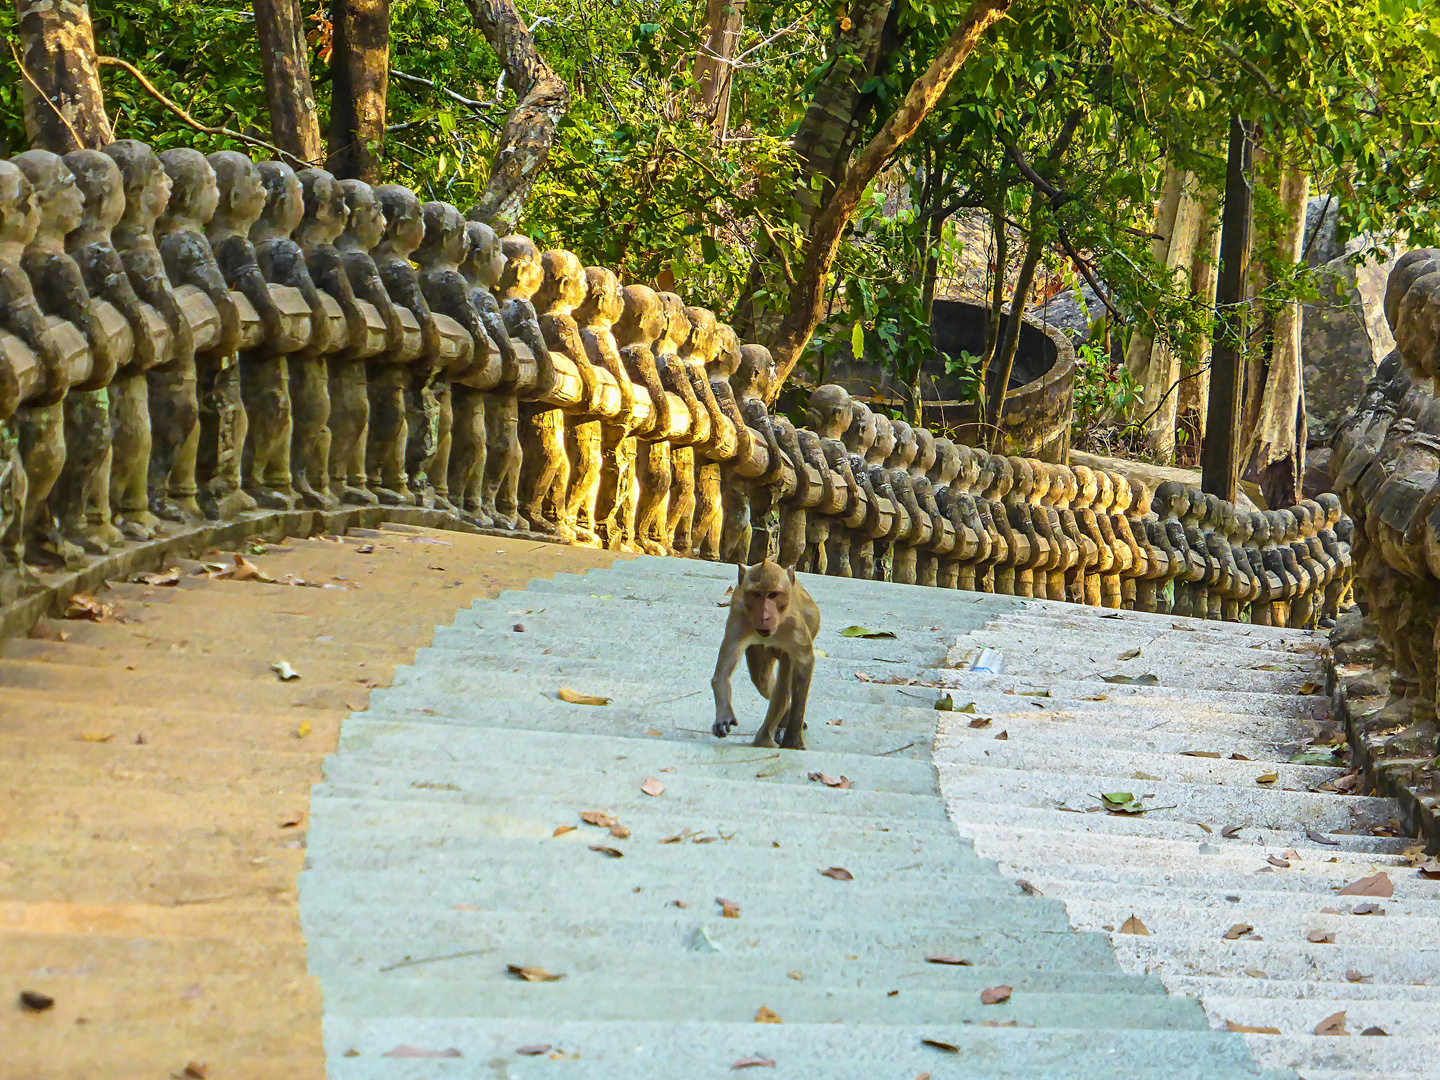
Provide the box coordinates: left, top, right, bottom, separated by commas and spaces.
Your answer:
753, 653, 793, 748
711, 638, 743, 738
780, 657, 814, 750
745, 643, 777, 700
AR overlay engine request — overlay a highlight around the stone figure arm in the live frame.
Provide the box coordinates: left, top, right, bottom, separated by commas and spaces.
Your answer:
585, 329, 635, 426
381, 260, 440, 362
798, 429, 838, 511
213, 234, 284, 343
25, 253, 118, 390
78, 245, 159, 370
478, 288, 520, 385
160, 233, 242, 357
421, 272, 485, 379
342, 253, 404, 356
688, 367, 725, 454
308, 248, 367, 359
0, 265, 68, 406
772, 416, 807, 500
743, 398, 786, 487
258, 239, 335, 356
505, 297, 555, 399
542, 312, 598, 410
119, 239, 195, 367
622, 344, 669, 435
660, 354, 706, 447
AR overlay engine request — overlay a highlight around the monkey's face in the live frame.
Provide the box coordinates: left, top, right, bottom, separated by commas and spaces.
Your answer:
741, 562, 793, 638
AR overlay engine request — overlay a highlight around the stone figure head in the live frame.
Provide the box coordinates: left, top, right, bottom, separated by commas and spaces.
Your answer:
158, 148, 220, 230
462, 221, 504, 289
1091, 469, 1113, 512
655, 292, 690, 354
807, 384, 851, 440
616, 284, 666, 348
1396, 271, 1440, 382
534, 249, 587, 315
682, 307, 718, 364
576, 266, 624, 330
13, 150, 83, 243
252, 160, 306, 241
1071, 465, 1097, 509
416, 201, 468, 269
296, 169, 347, 247
206, 150, 267, 234
1384, 249, 1440, 335
499, 234, 543, 301
912, 426, 936, 477
734, 343, 776, 399
0, 160, 39, 250
338, 179, 386, 251
889, 419, 918, 470
1317, 491, 1342, 527
62, 149, 126, 239
870, 414, 896, 465
375, 184, 425, 257
710, 323, 742, 378
843, 400, 877, 457
104, 141, 170, 229
931, 438, 961, 487
988, 455, 1014, 500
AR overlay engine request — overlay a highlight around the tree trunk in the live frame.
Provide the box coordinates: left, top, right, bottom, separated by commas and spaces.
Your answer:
984, 191, 1045, 449
1200, 115, 1256, 503
1175, 189, 1221, 464
977, 200, 1008, 380
14, 0, 113, 151
254, 0, 324, 164
1122, 160, 1186, 392
1140, 174, 1203, 463
1243, 162, 1309, 508
693, 0, 745, 142
467, 0, 571, 235
764, 0, 1011, 400
329, 0, 390, 183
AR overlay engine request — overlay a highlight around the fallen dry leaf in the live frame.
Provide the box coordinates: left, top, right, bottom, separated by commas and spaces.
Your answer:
968, 717, 992, 729
1299, 681, 1319, 695
819, 866, 853, 881
18, 990, 54, 1011
553, 825, 577, 837
1268, 855, 1290, 868
76, 732, 114, 743
220, 554, 274, 583
979, 985, 1013, 1005
579, 810, 618, 828
383, 1045, 462, 1058
754, 1005, 782, 1024
1305, 829, 1341, 846
1223, 924, 1254, 941
609, 824, 631, 839
1182, 750, 1222, 758
1314, 1011, 1349, 1036
995, 730, 1009, 740
787, 970, 803, 980
925, 954, 972, 966
718, 586, 734, 606
808, 771, 853, 789
588, 844, 623, 858
559, 686, 610, 706
1225, 1021, 1281, 1034
271, 660, 301, 681
1255, 771, 1278, 785
1352, 902, 1385, 915
1015, 879, 1040, 896
506, 964, 565, 983
1337, 872, 1392, 897
1231, 752, 1253, 761
64, 593, 113, 621
1222, 825, 1243, 839
1118, 647, 1141, 660
921, 1039, 960, 1053
718, 897, 741, 918
731, 1056, 776, 1069
1118, 914, 1150, 936
515, 1045, 552, 1056
981, 1019, 1018, 1028
293, 721, 311, 739
1307, 930, 1336, 944
1345, 969, 1369, 983
135, 567, 182, 587
1361, 1026, 1389, 1036
1417, 858, 1440, 880
180, 1064, 209, 1079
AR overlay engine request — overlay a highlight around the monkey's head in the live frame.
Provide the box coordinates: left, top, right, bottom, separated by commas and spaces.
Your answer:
738, 559, 795, 638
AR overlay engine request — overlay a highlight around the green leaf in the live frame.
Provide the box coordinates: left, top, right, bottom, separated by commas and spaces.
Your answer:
1103, 673, 1159, 685
1289, 749, 1345, 767
850, 320, 865, 359
934, 693, 954, 712
839, 625, 896, 639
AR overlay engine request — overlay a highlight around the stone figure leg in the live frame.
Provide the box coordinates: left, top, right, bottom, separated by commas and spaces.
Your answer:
805, 516, 829, 576
718, 464, 751, 564
519, 403, 570, 539
193, 354, 253, 520
597, 425, 636, 551
615, 436, 642, 552
16, 402, 77, 565
428, 382, 455, 512
667, 447, 697, 556
850, 536, 875, 581
565, 418, 603, 546
447, 387, 489, 524
692, 461, 723, 561
483, 394, 522, 529
50, 389, 117, 553
778, 504, 806, 569
0, 421, 27, 604
404, 370, 442, 508
147, 355, 201, 520
327, 362, 373, 505
892, 544, 918, 586
918, 552, 938, 588
109, 371, 157, 538
288, 355, 335, 510
634, 440, 672, 556
366, 362, 412, 504
826, 527, 852, 578
240, 353, 295, 509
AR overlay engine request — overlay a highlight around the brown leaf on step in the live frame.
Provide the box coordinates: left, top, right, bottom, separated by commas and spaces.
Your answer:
1268, 855, 1290, 868
18, 990, 54, 1011
135, 567, 182, 587
588, 845, 623, 858
383, 1044, 463, 1057
553, 825, 577, 837
1198, 824, 1213, 834
754, 1005, 781, 1024
1416, 858, 1440, 879
787, 970, 803, 980
1307, 930, 1336, 944
921, 1039, 960, 1053
1231, 753, 1252, 761
640, 777, 665, 797
609, 824, 631, 839
220, 554, 275, 583
981, 1019, 1018, 1027
279, 813, 304, 828
1182, 750, 1222, 758
579, 811, 618, 828
181, 1063, 210, 1078
980, 985, 1013, 1005
718, 586, 735, 606
76, 732, 115, 743
925, 954, 972, 966
1015, 879, 1040, 896
1244, 969, 1267, 978
808, 771, 852, 789
558, 686, 611, 706
1361, 1026, 1388, 1036
506, 964, 565, 983
1118, 914, 1150, 936
968, 717, 992, 729
1255, 771, 1278, 784
512, 623, 525, 632
1118, 647, 1142, 660
355, 544, 375, 554
1351, 902, 1385, 915
64, 592, 113, 621
718, 897, 741, 918
1222, 924, 1254, 941
1224, 1021, 1281, 1034
668, 900, 687, 908
1305, 829, 1341, 846
994, 730, 1009, 740
1346, 969, 1370, 983
1221, 826, 1243, 839
827, 718, 843, 726
855, 671, 875, 682
1314, 1011, 1349, 1036
819, 866, 854, 881
516, 1045, 553, 1056
731, 1056, 776, 1069
1337, 872, 1392, 897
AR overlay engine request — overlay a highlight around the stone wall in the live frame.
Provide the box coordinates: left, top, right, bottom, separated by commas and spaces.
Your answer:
0, 142, 1347, 633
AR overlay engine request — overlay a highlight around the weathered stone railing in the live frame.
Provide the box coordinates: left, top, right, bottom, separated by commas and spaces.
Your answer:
1329, 248, 1440, 840
0, 142, 1347, 633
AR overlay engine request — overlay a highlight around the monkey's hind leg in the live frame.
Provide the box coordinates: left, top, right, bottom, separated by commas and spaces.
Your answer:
780, 658, 814, 751
752, 652, 792, 749
745, 644, 776, 700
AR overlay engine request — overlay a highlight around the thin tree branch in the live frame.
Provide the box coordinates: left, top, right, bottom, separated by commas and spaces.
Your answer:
1127, 0, 1281, 100
96, 55, 309, 166
1057, 229, 1125, 319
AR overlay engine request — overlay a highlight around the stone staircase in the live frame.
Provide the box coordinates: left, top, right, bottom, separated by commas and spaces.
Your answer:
302, 556, 1432, 1079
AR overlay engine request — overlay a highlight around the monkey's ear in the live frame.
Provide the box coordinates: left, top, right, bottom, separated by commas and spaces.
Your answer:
736, 563, 746, 589
787, 566, 796, 585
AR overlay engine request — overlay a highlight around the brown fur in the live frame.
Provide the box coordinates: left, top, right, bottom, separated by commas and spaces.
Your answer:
711, 559, 821, 749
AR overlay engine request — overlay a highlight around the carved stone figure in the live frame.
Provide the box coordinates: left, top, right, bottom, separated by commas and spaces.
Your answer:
655, 292, 706, 556
501, 235, 563, 534
806, 384, 866, 579
578, 266, 637, 550
681, 306, 733, 560
615, 285, 671, 554
698, 322, 747, 561
458, 221, 518, 522
724, 342, 785, 564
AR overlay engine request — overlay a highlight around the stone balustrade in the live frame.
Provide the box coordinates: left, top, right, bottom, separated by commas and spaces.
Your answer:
0, 142, 1348, 630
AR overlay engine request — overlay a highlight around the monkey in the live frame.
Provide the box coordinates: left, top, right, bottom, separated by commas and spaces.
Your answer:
711, 559, 821, 750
